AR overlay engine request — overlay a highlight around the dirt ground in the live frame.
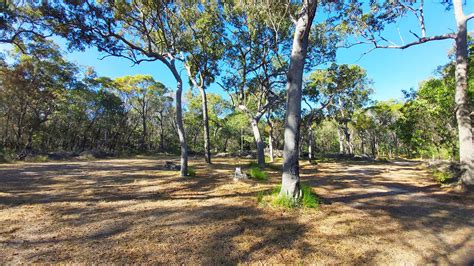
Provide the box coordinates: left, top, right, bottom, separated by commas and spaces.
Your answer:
0, 156, 473, 264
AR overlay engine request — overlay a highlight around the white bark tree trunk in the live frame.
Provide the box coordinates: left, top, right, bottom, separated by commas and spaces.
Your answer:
174, 75, 188, 176
251, 118, 265, 167
280, 0, 318, 199
453, 0, 474, 186
268, 118, 274, 163
337, 126, 345, 154
199, 87, 212, 164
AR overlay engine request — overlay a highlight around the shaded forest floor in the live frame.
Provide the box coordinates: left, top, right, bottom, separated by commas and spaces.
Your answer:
0, 156, 473, 264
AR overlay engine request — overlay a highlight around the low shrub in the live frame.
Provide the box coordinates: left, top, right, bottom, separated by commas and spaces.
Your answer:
433, 170, 454, 184
248, 167, 268, 181
187, 167, 197, 177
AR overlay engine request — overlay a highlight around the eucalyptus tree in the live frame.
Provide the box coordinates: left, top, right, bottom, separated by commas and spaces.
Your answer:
279, 0, 318, 199
0, 1, 51, 53
221, 2, 290, 167
0, 40, 78, 157
114, 75, 167, 151
181, 1, 225, 164
342, 0, 474, 186
306, 64, 372, 155
41, 0, 190, 175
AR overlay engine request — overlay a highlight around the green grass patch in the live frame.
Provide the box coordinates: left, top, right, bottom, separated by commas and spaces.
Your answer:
248, 166, 268, 181
187, 166, 197, 177
256, 184, 320, 209
433, 169, 454, 184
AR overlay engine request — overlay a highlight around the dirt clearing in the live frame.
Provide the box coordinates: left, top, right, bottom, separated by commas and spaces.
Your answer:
0, 157, 472, 264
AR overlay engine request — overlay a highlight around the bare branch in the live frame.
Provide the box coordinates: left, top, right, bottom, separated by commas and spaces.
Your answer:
372, 33, 455, 50
466, 13, 474, 22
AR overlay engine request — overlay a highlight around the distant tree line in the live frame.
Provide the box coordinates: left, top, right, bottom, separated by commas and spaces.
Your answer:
1, 0, 473, 194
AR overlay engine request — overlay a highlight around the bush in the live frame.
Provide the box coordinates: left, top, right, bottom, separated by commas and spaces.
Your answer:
433, 170, 454, 184
248, 167, 268, 181
0, 146, 7, 163
187, 167, 197, 177
301, 185, 319, 208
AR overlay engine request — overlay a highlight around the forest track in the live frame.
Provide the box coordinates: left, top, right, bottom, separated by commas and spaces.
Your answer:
0, 157, 472, 264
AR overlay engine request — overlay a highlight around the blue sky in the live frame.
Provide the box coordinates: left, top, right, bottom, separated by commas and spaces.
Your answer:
4, 1, 473, 102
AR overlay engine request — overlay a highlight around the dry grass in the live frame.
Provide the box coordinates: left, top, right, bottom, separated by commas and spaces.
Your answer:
0, 156, 473, 264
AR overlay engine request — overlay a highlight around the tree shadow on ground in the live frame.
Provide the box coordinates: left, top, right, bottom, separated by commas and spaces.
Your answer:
0, 157, 473, 264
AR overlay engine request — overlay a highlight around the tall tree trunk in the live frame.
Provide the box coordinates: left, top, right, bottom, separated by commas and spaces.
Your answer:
280, 0, 317, 199
308, 127, 314, 159
268, 118, 274, 162
158, 111, 165, 151
453, 0, 474, 186
223, 137, 229, 152
140, 113, 147, 151
251, 118, 265, 167
343, 123, 353, 155
371, 133, 377, 159
199, 87, 212, 164
337, 126, 345, 154
175, 77, 188, 176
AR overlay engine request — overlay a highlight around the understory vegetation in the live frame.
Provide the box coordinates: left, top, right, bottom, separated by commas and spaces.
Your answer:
257, 184, 320, 209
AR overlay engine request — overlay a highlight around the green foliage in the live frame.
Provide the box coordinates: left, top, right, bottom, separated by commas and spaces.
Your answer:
301, 185, 319, 208
433, 170, 455, 184
0, 146, 8, 163
272, 193, 300, 208
248, 166, 268, 181
257, 184, 319, 209
256, 190, 265, 204
187, 167, 197, 177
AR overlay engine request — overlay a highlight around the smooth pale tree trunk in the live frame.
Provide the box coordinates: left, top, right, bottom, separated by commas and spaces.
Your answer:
174, 76, 188, 176
251, 118, 265, 167
337, 126, 345, 154
199, 87, 212, 164
308, 127, 314, 159
267, 118, 274, 162
158, 111, 165, 151
280, 0, 317, 199
140, 111, 147, 151
453, 0, 474, 186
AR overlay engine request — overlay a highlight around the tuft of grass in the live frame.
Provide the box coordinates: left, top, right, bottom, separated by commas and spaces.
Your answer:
257, 184, 320, 209
256, 190, 265, 204
301, 185, 319, 208
272, 193, 299, 208
433, 170, 454, 184
187, 166, 197, 177
248, 166, 268, 181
